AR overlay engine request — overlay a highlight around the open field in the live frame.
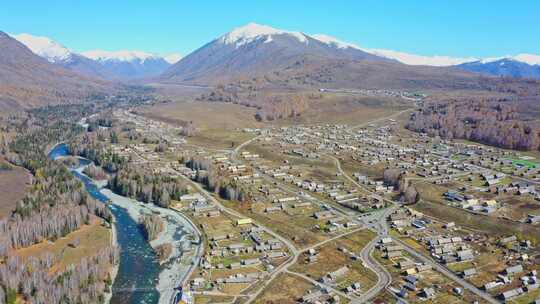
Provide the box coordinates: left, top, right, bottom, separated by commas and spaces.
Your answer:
253, 273, 314, 304
139, 101, 262, 149
193, 295, 236, 304
278, 94, 411, 126
0, 160, 30, 218
290, 229, 378, 293
13, 217, 112, 272
139, 101, 264, 131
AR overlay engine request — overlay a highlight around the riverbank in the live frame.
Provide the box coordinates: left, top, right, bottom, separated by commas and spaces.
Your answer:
100, 188, 200, 304
103, 213, 120, 304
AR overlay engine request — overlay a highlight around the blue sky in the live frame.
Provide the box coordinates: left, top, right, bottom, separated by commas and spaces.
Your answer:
2, 1, 539, 57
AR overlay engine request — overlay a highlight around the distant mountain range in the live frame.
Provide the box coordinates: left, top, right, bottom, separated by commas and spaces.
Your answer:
2, 23, 540, 110
11, 33, 182, 81
10, 24, 540, 83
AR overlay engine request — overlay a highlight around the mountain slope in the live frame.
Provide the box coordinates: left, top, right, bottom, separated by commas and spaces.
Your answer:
311, 34, 477, 67
160, 23, 387, 84
0, 31, 111, 110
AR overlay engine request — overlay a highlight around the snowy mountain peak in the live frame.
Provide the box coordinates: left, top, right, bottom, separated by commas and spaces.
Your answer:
219, 22, 308, 47
11, 33, 72, 63
311, 34, 360, 49
81, 50, 162, 63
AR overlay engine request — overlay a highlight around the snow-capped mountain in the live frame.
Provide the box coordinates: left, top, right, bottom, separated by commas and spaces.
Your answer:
457, 56, 540, 79
161, 23, 385, 84
10, 33, 179, 80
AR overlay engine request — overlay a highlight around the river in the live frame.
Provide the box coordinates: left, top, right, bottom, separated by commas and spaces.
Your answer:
48, 143, 162, 304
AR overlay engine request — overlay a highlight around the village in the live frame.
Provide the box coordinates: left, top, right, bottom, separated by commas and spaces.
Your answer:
103, 108, 540, 303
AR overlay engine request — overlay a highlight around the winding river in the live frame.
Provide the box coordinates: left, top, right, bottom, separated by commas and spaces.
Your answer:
49, 143, 161, 304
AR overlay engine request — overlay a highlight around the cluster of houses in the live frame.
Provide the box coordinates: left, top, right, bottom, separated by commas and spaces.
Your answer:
426, 235, 474, 264
191, 220, 288, 292
444, 190, 501, 214
485, 265, 539, 301
377, 238, 439, 300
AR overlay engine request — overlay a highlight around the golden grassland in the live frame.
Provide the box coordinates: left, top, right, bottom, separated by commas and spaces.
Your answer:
193, 295, 236, 304
0, 160, 30, 218
13, 217, 112, 272
289, 229, 378, 292
253, 273, 314, 304
139, 101, 263, 131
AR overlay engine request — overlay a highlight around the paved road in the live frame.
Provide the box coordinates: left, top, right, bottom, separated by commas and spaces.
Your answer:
329, 154, 501, 303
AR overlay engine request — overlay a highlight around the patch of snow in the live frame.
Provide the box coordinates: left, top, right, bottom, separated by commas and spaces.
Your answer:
512, 54, 540, 65
82, 50, 161, 63
264, 36, 273, 44
164, 53, 182, 64
220, 22, 308, 48
367, 48, 477, 66
479, 56, 505, 64
11, 33, 72, 63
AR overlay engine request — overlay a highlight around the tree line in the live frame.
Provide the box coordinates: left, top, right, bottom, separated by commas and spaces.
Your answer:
186, 157, 248, 202
108, 164, 188, 208
0, 246, 117, 304
406, 98, 540, 151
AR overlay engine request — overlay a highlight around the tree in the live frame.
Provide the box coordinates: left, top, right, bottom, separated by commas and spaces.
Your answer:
404, 186, 419, 204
